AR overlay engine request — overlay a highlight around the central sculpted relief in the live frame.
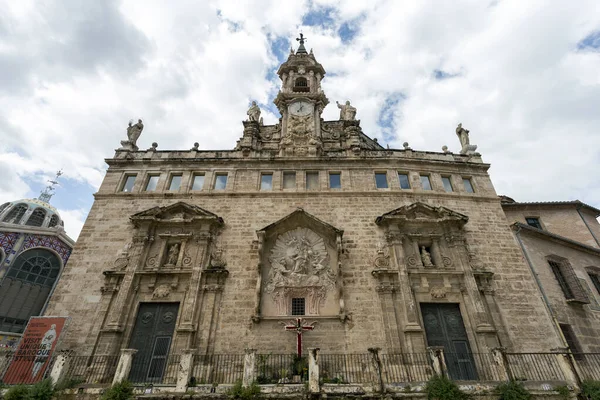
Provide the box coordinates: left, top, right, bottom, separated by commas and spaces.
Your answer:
265, 227, 335, 315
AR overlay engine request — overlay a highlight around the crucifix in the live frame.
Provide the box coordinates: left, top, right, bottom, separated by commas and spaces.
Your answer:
283, 318, 316, 357
296, 32, 307, 45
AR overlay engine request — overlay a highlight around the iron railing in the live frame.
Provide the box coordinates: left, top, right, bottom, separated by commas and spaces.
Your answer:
255, 354, 307, 384
572, 353, 600, 381
190, 354, 244, 385
129, 353, 180, 385
381, 353, 434, 383
60, 355, 119, 385
320, 354, 377, 384
505, 353, 566, 381
444, 352, 504, 381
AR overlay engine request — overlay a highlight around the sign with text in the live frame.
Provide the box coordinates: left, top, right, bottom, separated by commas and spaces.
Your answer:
3, 316, 69, 384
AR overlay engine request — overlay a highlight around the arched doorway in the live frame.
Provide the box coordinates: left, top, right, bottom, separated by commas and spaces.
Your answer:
0, 248, 61, 333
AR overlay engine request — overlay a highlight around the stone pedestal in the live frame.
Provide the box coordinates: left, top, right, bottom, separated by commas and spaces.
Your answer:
428, 346, 447, 377
176, 349, 196, 392
243, 349, 256, 387
308, 348, 320, 393
113, 349, 137, 385
49, 351, 70, 384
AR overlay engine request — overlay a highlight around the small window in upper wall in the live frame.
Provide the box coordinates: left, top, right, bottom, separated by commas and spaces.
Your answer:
260, 173, 273, 191
442, 176, 453, 192
463, 177, 474, 193
525, 217, 542, 230
192, 174, 205, 190
589, 272, 600, 295
420, 175, 432, 190
283, 172, 296, 189
145, 175, 159, 192
168, 175, 182, 191
375, 172, 388, 189
306, 172, 319, 190
291, 298, 305, 316
398, 173, 410, 189
329, 172, 341, 189
121, 175, 136, 192
214, 174, 228, 190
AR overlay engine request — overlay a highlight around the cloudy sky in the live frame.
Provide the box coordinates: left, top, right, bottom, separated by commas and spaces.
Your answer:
1, 0, 599, 240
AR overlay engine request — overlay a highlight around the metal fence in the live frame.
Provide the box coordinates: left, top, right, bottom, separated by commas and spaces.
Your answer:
573, 353, 600, 381
320, 354, 377, 384
444, 352, 504, 381
505, 353, 566, 381
129, 353, 180, 385
255, 354, 307, 384
190, 354, 244, 385
381, 353, 434, 383
60, 355, 119, 385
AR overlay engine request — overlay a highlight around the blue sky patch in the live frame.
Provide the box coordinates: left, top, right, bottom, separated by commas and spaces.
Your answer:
302, 7, 336, 28
338, 15, 365, 44
433, 69, 460, 80
377, 92, 405, 143
577, 30, 600, 51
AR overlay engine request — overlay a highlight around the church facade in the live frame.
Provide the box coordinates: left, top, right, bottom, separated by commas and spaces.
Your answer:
45, 41, 569, 379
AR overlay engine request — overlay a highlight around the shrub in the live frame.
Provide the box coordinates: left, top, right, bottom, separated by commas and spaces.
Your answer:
495, 380, 532, 400
4, 384, 31, 400
29, 379, 55, 400
228, 380, 261, 400
424, 375, 469, 400
554, 384, 570, 400
101, 380, 134, 400
581, 380, 600, 400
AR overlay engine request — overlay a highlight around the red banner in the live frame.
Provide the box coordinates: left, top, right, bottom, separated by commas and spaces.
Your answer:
3, 316, 69, 384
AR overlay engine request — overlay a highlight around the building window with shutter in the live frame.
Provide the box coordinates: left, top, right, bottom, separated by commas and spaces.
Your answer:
588, 272, 600, 295
548, 259, 589, 304
559, 323, 583, 358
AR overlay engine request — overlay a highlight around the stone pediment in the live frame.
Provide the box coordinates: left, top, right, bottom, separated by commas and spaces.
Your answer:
130, 202, 224, 227
257, 208, 343, 239
375, 202, 468, 227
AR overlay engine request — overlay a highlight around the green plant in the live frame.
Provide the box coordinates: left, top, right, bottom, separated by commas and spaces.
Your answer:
188, 376, 197, 387
29, 379, 55, 400
5, 384, 31, 400
101, 380, 134, 400
581, 380, 600, 400
54, 377, 85, 391
228, 381, 261, 400
554, 384, 570, 399
425, 375, 469, 400
495, 380, 532, 400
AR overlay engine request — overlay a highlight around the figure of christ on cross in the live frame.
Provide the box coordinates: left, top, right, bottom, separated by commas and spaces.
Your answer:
283, 318, 316, 357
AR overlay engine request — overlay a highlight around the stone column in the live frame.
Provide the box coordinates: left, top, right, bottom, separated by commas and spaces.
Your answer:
176, 349, 196, 392
552, 348, 581, 389
491, 348, 511, 381
308, 348, 320, 394
428, 347, 447, 377
243, 349, 256, 387
112, 349, 137, 385
49, 351, 70, 384
368, 347, 384, 393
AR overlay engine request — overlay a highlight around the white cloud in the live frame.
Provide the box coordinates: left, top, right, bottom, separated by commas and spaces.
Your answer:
0, 0, 599, 241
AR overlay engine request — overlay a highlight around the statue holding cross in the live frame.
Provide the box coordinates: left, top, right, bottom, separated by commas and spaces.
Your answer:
282, 317, 316, 357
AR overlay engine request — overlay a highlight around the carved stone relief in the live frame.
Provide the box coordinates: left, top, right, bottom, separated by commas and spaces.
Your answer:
152, 284, 171, 299
373, 242, 390, 269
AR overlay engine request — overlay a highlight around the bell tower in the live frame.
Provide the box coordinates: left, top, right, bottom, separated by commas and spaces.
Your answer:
274, 34, 329, 156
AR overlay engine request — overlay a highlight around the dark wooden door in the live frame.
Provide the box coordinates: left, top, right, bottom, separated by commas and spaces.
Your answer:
421, 303, 477, 380
128, 302, 179, 383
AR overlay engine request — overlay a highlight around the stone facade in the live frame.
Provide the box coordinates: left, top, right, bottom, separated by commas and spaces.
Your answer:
45, 46, 564, 362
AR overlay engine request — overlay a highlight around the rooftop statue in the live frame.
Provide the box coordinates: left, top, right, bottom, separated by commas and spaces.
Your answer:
247, 101, 261, 123
336, 100, 357, 121
456, 123, 478, 155
120, 119, 144, 151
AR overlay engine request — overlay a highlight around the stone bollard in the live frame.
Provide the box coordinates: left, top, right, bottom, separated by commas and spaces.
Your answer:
243, 349, 256, 387
49, 351, 71, 384
308, 348, 320, 393
112, 349, 137, 385
428, 346, 447, 377
491, 347, 511, 381
176, 349, 196, 392
552, 348, 581, 390
368, 347, 384, 393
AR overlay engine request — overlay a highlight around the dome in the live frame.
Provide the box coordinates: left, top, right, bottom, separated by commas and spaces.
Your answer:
0, 198, 63, 229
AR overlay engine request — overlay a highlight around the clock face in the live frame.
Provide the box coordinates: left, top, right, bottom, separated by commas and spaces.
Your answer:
289, 101, 313, 116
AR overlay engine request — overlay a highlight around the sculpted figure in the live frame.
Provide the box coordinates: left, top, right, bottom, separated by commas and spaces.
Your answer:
456, 123, 470, 149
421, 246, 434, 267
166, 243, 180, 265
127, 119, 144, 145
336, 100, 357, 121
247, 101, 261, 122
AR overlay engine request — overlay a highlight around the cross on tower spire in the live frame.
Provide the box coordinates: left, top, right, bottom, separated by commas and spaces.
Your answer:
38, 170, 63, 203
296, 32, 308, 54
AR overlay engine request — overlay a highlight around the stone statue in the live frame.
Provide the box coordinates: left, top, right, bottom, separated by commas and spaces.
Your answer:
120, 119, 144, 151
247, 101, 261, 122
166, 243, 180, 266
421, 246, 434, 267
336, 101, 357, 121
456, 123, 478, 155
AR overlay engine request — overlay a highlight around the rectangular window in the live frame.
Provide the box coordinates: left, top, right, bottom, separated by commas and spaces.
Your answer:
168, 175, 182, 191
420, 175, 432, 190
214, 173, 228, 190
191, 174, 205, 191
398, 173, 410, 189
145, 175, 159, 192
463, 178, 474, 193
589, 273, 600, 295
283, 172, 296, 189
559, 324, 583, 357
306, 172, 319, 190
329, 172, 341, 189
375, 172, 388, 189
442, 176, 453, 192
525, 217, 542, 230
548, 260, 589, 303
291, 298, 305, 316
121, 175, 136, 192
260, 173, 273, 191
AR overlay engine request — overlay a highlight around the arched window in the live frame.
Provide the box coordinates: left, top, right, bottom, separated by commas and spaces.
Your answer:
48, 214, 60, 228
25, 208, 47, 227
294, 77, 309, 92
0, 249, 61, 333
0, 202, 10, 215
2, 204, 28, 224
